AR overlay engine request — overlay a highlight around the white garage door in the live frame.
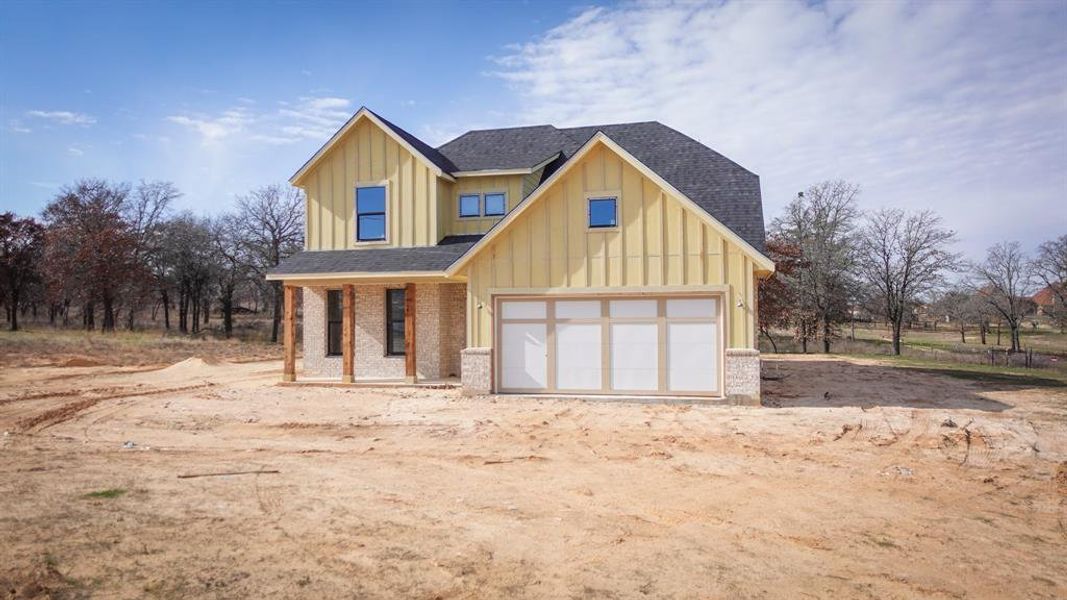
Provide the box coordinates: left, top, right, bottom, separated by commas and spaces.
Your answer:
496, 296, 721, 396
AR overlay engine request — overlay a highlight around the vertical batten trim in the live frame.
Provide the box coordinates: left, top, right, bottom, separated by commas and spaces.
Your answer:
659, 191, 667, 285
600, 299, 610, 391
656, 298, 667, 392
681, 209, 688, 285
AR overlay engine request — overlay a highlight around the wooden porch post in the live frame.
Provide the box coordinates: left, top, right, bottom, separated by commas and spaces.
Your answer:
342, 284, 354, 383
282, 284, 296, 382
404, 283, 416, 383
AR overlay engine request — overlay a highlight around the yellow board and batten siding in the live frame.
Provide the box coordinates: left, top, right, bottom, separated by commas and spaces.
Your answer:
460, 142, 758, 351
302, 118, 440, 250
441, 175, 525, 236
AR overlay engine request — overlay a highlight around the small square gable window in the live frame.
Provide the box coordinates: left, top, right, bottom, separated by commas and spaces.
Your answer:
459, 194, 480, 218
588, 197, 617, 228
484, 193, 506, 216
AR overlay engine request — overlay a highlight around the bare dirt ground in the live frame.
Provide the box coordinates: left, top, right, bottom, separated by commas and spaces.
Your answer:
1, 350, 1065, 599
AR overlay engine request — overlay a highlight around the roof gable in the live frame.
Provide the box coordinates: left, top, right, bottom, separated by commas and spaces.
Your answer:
562, 123, 766, 254
289, 107, 455, 186
446, 132, 774, 275
437, 121, 766, 252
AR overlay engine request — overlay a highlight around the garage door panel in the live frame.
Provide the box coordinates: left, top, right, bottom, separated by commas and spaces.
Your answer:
501, 322, 547, 389
556, 323, 602, 390
667, 322, 718, 392
609, 299, 657, 318
501, 301, 546, 320
556, 300, 600, 319
498, 296, 721, 396
610, 323, 659, 391
666, 298, 717, 318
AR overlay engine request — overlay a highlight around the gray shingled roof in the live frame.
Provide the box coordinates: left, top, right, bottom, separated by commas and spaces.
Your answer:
369, 109, 458, 174
436, 125, 573, 172
436, 121, 766, 253
270, 235, 481, 276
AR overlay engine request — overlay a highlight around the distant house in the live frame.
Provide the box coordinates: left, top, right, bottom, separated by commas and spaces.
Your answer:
267, 107, 772, 401
1033, 284, 1064, 317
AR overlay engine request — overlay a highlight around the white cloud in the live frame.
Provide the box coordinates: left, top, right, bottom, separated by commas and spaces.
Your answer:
25, 110, 96, 125
67, 146, 84, 156
166, 96, 352, 146
166, 108, 252, 142
8, 120, 31, 133
495, 0, 1067, 257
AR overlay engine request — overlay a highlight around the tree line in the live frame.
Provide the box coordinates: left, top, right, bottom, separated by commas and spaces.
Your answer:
3, 176, 1063, 352
758, 180, 1066, 355
0, 179, 303, 341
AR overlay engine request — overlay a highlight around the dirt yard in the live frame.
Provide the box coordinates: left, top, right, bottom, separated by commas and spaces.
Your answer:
1, 349, 1065, 599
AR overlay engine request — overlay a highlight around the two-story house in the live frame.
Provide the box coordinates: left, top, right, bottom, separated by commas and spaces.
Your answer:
267, 107, 773, 402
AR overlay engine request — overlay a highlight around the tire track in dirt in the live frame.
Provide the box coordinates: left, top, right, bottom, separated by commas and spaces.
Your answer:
15, 383, 216, 432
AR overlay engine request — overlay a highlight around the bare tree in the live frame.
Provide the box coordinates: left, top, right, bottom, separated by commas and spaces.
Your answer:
1032, 234, 1067, 331
0, 213, 45, 331
772, 181, 860, 353
857, 209, 958, 355
122, 181, 180, 329
971, 241, 1031, 352
212, 214, 250, 339
159, 214, 218, 335
235, 185, 304, 343
931, 287, 989, 344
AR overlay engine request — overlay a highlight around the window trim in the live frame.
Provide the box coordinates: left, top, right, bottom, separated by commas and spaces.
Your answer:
385, 288, 406, 357
586, 191, 620, 230
458, 193, 481, 218
326, 289, 343, 357
483, 191, 507, 217
354, 181, 390, 244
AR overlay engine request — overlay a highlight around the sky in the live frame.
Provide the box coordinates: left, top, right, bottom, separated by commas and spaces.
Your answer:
1, 0, 1065, 259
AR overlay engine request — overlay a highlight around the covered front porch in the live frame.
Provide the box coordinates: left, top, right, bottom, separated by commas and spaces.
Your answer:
279, 279, 467, 385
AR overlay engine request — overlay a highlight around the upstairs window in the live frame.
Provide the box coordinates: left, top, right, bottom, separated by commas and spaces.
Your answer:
484, 192, 506, 216
386, 288, 406, 356
356, 185, 387, 241
588, 197, 618, 228
459, 194, 480, 218
326, 290, 342, 356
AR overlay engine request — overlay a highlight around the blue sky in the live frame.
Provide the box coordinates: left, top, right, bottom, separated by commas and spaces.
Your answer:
2, 0, 1065, 259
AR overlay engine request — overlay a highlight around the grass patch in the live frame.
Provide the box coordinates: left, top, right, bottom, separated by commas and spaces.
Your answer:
82, 488, 127, 499
858, 354, 1067, 387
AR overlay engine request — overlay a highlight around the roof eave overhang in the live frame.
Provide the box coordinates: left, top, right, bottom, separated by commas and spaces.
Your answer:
445, 133, 774, 275
449, 152, 563, 178
289, 108, 455, 187
452, 168, 532, 177
266, 270, 463, 283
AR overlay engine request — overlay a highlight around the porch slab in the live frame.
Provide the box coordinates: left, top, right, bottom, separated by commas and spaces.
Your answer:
278, 377, 459, 389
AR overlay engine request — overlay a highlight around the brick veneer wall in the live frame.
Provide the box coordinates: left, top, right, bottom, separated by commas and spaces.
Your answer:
439, 283, 466, 378
302, 287, 341, 379
301, 282, 466, 381
461, 347, 492, 395
724, 348, 761, 405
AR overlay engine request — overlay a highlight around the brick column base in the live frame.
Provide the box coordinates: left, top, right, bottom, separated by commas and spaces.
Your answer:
461, 347, 492, 396
725, 349, 761, 405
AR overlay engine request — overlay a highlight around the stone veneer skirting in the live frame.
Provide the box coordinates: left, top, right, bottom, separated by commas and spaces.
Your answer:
724, 348, 761, 405
460, 347, 492, 396
302, 283, 465, 381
